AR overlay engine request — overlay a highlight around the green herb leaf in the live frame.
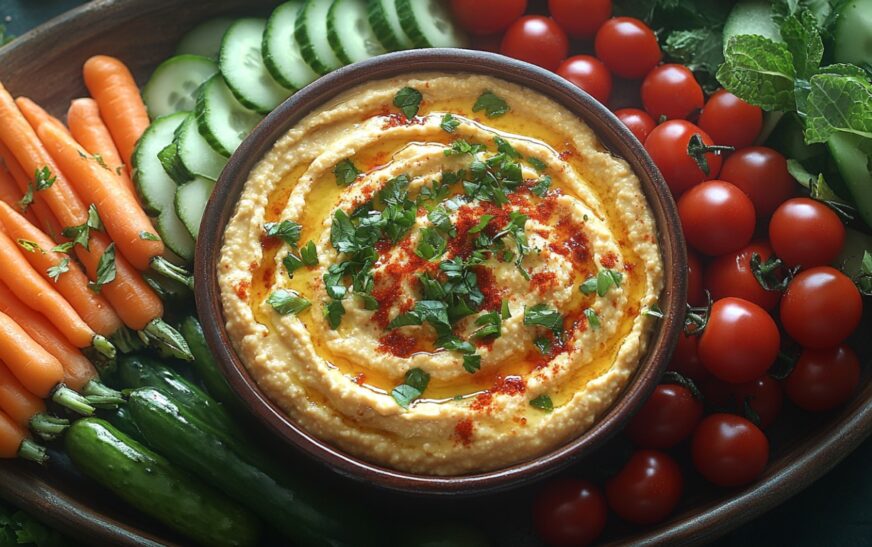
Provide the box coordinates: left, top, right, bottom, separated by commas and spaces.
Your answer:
392, 367, 431, 408
579, 276, 598, 295
51, 242, 75, 254
780, 9, 824, 80
468, 214, 494, 234
415, 227, 448, 261
717, 34, 797, 111
662, 28, 725, 93
394, 87, 423, 119
530, 175, 552, 197
534, 336, 551, 355
300, 240, 319, 266
473, 91, 510, 118
438, 336, 476, 354
530, 394, 553, 412
46, 257, 70, 282
356, 292, 379, 310
524, 303, 564, 334
427, 207, 455, 235
445, 139, 486, 157
500, 299, 511, 320
264, 220, 302, 247
471, 311, 501, 340
86, 204, 103, 232
333, 159, 360, 186
324, 300, 345, 330
33, 167, 56, 191
440, 113, 460, 133
493, 136, 520, 158
139, 231, 160, 241
267, 289, 311, 315
527, 157, 547, 172
585, 308, 601, 330
643, 303, 664, 319
804, 73, 872, 143
463, 354, 481, 374
282, 253, 304, 275
88, 243, 116, 293
16, 239, 43, 254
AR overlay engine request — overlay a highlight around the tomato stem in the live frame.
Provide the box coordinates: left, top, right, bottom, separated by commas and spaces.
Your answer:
686, 134, 734, 176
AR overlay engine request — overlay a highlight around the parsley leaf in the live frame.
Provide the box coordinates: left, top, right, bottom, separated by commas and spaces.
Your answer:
139, 231, 160, 241
393, 86, 423, 119
527, 157, 547, 172
534, 336, 551, 355
16, 239, 43, 254
524, 303, 564, 334
530, 175, 552, 197
473, 91, 510, 118
415, 227, 448, 261
333, 159, 360, 186
585, 308, 601, 330
471, 311, 501, 340
267, 289, 311, 315
445, 139, 486, 157
18, 167, 57, 210
440, 113, 460, 133
324, 300, 345, 330
391, 367, 430, 408
264, 220, 302, 247
501, 299, 511, 319
46, 257, 70, 282
282, 253, 304, 275
463, 354, 482, 374
300, 240, 319, 266
530, 394, 553, 412
88, 243, 116, 293
580, 269, 624, 297
494, 136, 520, 159
468, 214, 494, 234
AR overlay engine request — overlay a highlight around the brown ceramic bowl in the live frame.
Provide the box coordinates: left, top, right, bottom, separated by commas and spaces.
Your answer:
195, 48, 686, 496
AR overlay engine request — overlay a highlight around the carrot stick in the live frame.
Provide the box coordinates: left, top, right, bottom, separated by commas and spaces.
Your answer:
0, 140, 62, 239
38, 122, 165, 271
0, 409, 47, 463
15, 97, 69, 136
0, 311, 64, 398
0, 360, 46, 428
67, 98, 137, 199
82, 56, 149, 170
0, 201, 123, 338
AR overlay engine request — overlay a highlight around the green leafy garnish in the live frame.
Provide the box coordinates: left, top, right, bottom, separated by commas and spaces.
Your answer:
580, 269, 623, 297
333, 159, 360, 186
529, 394, 553, 412
500, 299, 511, 319
415, 227, 448, 261
88, 243, 116, 293
18, 167, 57, 211
394, 87, 423, 119
585, 308, 601, 330
463, 354, 482, 374
16, 239, 43, 254
471, 312, 501, 340
324, 300, 345, 330
282, 253, 304, 275
527, 157, 547, 172
473, 91, 510, 118
264, 220, 302, 247
46, 257, 70, 282
493, 136, 520, 159
300, 240, 319, 266
445, 139, 486, 157
267, 289, 311, 315
440, 113, 460, 133
468, 214, 494, 234
533, 336, 551, 355
530, 175, 552, 197
524, 303, 564, 335
391, 367, 430, 408
62, 205, 103, 251
139, 231, 160, 241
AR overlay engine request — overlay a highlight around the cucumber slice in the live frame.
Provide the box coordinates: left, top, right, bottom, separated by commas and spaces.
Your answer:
219, 18, 294, 115
368, 0, 414, 51
131, 112, 195, 260
263, 1, 320, 90
295, 0, 344, 75
195, 74, 263, 157
157, 141, 192, 185
327, 0, 387, 64
397, 0, 467, 49
142, 55, 218, 119
176, 17, 235, 59
175, 176, 216, 240
722, 0, 781, 50
833, 0, 872, 67
175, 114, 227, 182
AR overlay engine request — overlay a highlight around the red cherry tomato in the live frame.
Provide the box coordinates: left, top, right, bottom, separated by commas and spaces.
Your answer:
645, 120, 722, 196
470, 33, 503, 53
700, 376, 734, 409
780, 267, 862, 349
626, 384, 704, 448
614, 108, 655, 143
691, 413, 769, 487
719, 147, 795, 217
704, 241, 782, 312
641, 64, 704, 121
698, 297, 780, 384
594, 17, 661, 79
731, 375, 784, 429
449, 0, 527, 35
785, 345, 861, 412
668, 332, 710, 383
698, 89, 763, 149
687, 249, 706, 306
557, 55, 612, 104
769, 198, 846, 268
678, 180, 756, 256
533, 479, 608, 547
605, 450, 683, 525
501, 16, 569, 72
549, 0, 612, 39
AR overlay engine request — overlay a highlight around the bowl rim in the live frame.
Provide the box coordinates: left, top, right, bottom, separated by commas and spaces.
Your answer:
194, 47, 687, 496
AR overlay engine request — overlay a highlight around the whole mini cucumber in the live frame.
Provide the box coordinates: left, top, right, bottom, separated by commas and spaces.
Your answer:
128, 388, 376, 547
179, 316, 239, 407
104, 404, 144, 442
65, 418, 261, 547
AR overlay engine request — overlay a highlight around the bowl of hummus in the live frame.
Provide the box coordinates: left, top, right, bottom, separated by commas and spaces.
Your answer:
196, 49, 686, 494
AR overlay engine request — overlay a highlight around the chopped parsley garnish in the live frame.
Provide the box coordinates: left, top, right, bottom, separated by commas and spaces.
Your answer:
324, 300, 345, 330
47, 257, 70, 282
580, 269, 623, 297
415, 227, 448, 261
427, 206, 455, 236
16, 239, 43, 254
534, 336, 551, 355
493, 136, 520, 158
473, 90, 510, 118
282, 253, 304, 275
62, 204, 104, 251
585, 308, 601, 330
88, 243, 116, 293
445, 139, 486, 157
524, 304, 564, 335
18, 167, 56, 211
139, 231, 160, 241
391, 367, 430, 408
463, 354, 482, 374
393, 87, 423, 119
440, 113, 460, 133
300, 241, 319, 266
267, 289, 311, 315
501, 299, 511, 320
471, 311, 501, 340
530, 394, 554, 412
530, 175, 552, 197
528, 157, 547, 172
264, 220, 302, 247
333, 159, 360, 186
468, 214, 493, 234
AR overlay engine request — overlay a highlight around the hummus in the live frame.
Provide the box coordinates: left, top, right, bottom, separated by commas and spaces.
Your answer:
219, 73, 664, 475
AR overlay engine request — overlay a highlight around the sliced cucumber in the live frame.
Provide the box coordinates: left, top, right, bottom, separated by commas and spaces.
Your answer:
295, 0, 344, 75
263, 1, 320, 90
175, 114, 227, 182
833, 0, 872, 67
722, 0, 781, 50
368, 0, 414, 51
195, 74, 263, 158
327, 0, 387, 64
142, 55, 218, 119
175, 176, 216, 240
176, 17, 235, 59
219, 18, 294, 115
131, 112, 195, 260
397, 0, 467, 49
157, 141, 192, 185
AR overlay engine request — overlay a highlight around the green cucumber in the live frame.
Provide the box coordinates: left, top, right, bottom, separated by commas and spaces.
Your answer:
219, 18, 293, 114
367, 0, 414, 51
104, 404, 144, 442
176, 17, 235, 59
175, 176, 215, 239
179, 316, 239, 408
327, 0, 387, 65
157, 141, 192, 185
175, 113, 227, 182
195, 74, 263, 157
129, 388, 376, 547
397, 0, 467, 48
263, 1, 320, 90
295, 0, 344, 75
722, 0, 781, 50
142, 55, 218, 119
833, 0, 872, 67
65, 418, 260, 547
828, 133, 872, 228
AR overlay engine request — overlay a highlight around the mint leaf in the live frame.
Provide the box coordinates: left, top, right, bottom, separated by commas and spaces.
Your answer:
394, 87, 423, 119
662, 28, 725, 93
804, 74, 872, 143
717, 34, 797, 111
780, 9, 823, 79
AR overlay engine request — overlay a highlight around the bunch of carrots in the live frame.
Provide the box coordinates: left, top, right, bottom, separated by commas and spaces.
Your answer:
0, 55, 195, 463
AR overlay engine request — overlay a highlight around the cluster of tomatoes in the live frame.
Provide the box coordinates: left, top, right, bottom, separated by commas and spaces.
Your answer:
450, 0, 866, 545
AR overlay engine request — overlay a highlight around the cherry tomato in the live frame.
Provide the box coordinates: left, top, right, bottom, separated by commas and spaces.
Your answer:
614, 108, 655, 143
769, 198, 846, 268
594, 17, 661, 79
704, 241, 782, 312
645, 120, 722, 196
470, 33, 503, 53
450, 0, 527, 35
557, 55, 612, 104
785, 345, 861, 412
533, 479, 607, 547
626, 384, 704, 448
780, 267, 862, 349
549, 0, 612, 39
698, 297, 780, 384
698, 89, 763, 149
501, 16, 569, 72
700, 376, 735, 409
605, 450, 683, 525
641, 64, 704, 121
678, 180, 756, 256
687, 249, 706, 306
719, 147, 795, 217
668, 332, 710, 383
731, 376, 784, 429
691, 414, 769, 487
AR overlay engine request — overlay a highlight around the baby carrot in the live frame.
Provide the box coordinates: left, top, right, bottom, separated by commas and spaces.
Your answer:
0, 409, 47, 463
0, 140, 61, 239
0, 200, 123, 339
67, 98, 137, 199
0, 360, 46, 428
82, 55, 150, 170
15, 97, 69, 136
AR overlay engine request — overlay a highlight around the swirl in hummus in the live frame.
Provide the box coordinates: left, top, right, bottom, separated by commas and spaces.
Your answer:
219, 73, 664, 475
